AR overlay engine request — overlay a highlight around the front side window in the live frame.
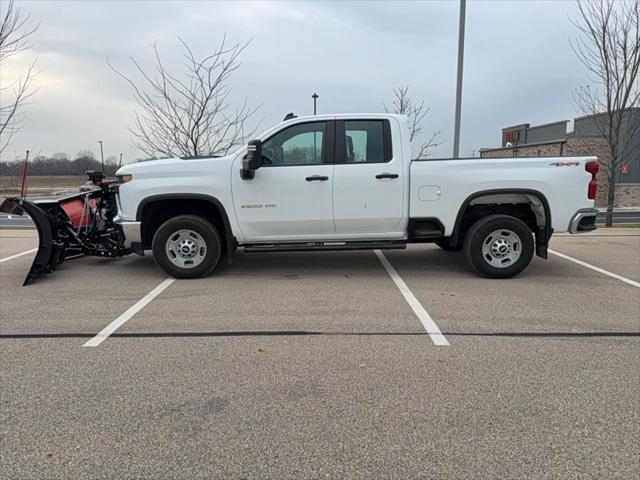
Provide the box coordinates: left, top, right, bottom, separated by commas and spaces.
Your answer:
262, 122, 326, 166
344, 120, 386, 163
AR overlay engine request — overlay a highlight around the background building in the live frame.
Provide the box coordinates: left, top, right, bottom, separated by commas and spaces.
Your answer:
480, 109, 640, 207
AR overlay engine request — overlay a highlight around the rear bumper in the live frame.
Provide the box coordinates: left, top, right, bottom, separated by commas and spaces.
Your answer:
114, 217, 142, 250
568, 208, 598, 233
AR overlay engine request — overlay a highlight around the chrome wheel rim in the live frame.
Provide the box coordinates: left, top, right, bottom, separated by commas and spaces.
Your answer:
165, 229, 207, 269
481, 229, 522, 268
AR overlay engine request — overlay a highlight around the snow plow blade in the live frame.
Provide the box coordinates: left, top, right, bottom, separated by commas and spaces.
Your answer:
0, 173, 128, 285
0, 197, 73, 285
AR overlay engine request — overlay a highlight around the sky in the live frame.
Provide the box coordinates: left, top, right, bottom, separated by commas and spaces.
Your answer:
1, 0, 591, 163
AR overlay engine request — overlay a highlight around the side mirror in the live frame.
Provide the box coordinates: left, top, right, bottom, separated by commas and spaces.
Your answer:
241, 139, 262, 180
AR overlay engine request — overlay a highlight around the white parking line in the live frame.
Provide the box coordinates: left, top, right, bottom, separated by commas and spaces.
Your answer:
549, 249, 640, 288
0, 248, 38, 263
375, 250, 449, 346
83, 278, 175, 347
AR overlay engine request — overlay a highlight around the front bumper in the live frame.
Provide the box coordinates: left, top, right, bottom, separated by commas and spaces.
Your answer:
568, 208, 598, 233
114, 217, 142, 250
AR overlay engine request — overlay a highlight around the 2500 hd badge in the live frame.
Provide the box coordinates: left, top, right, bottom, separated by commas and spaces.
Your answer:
240, 204, 277, 209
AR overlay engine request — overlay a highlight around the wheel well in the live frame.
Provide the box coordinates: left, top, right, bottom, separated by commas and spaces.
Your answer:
452, 192, 549, 247
139, 198, 230, 251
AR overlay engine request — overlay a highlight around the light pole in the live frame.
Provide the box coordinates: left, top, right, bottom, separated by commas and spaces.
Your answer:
97, 140, 105, 172
452, 0, 466, 158
312, 92, 319, 115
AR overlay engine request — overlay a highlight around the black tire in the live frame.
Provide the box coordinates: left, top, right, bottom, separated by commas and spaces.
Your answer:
151, 215, 221, 279
463, 214, 534, 279
435, 239, 463, 251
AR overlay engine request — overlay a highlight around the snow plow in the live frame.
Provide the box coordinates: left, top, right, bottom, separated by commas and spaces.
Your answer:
0, 171, 129, 285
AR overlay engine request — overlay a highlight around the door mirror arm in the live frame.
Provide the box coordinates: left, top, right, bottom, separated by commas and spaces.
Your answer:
241, 139, 262, 180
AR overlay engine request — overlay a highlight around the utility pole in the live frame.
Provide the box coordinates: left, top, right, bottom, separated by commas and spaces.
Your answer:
312, 93, 319, 115
452, 0, 466, 158
118, 153, 123, 169
97, 140, 105, 172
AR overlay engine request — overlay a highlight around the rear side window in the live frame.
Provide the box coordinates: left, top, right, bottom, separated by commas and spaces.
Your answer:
344, 120, 389, 163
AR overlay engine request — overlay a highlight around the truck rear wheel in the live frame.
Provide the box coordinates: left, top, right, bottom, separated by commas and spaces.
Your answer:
463, 214, 534, 278
151, 215, 221, 279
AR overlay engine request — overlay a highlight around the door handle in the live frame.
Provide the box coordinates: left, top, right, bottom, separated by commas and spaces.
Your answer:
306, 175, 329, 181
375, 173, 399, 179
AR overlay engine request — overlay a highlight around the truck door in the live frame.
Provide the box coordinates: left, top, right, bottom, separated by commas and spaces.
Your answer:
333, 119, 404, 235
231, 120, 335, 241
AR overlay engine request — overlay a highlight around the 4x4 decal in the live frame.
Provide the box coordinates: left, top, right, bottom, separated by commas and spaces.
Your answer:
549, 161, 580, 167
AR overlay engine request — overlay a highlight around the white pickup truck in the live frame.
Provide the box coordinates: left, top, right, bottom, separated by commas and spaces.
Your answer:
1, 113, 600, 284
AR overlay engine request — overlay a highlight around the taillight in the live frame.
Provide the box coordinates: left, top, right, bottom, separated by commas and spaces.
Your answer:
585, 161, 599, 200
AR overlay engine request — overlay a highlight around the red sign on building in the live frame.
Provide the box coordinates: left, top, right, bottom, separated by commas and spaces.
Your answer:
503, 130, 520, 144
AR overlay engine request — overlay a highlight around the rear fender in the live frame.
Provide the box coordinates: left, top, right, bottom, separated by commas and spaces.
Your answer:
451, 188, 553, 259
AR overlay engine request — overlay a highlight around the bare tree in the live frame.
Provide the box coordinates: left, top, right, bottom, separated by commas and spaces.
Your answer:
0, 0, 39, 155
109, 35, 261, 159
571, 0, 640, 226
384, 85, 441, 159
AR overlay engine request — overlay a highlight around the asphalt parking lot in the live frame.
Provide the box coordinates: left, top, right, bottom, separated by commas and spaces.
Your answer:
1, 229, 638, 479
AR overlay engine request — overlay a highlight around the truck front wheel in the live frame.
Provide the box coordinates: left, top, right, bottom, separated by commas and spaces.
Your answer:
151, 215, 221, 279
463, 214, 534, 278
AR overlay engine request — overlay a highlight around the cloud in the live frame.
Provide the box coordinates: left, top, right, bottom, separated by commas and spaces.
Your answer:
3, 0, 589, 162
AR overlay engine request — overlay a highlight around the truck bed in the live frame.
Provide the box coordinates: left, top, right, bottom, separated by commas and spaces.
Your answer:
409, 156, 597, 235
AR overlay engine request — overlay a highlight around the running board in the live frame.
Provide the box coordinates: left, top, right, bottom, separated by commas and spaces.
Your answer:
243, 241, 407, 253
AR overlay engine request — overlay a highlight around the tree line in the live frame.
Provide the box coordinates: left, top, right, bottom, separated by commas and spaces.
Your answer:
0, 151, 119, 176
